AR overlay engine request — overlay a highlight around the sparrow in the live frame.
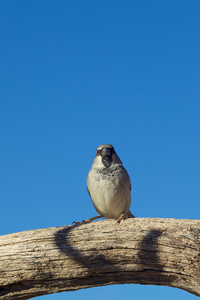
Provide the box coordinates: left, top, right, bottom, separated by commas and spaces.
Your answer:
74, 144, 134, 224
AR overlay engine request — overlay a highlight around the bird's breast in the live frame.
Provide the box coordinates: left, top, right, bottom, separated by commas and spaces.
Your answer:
87, 167, 131, 219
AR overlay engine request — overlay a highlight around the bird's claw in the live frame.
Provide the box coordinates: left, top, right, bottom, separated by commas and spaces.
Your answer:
72, 220, 87, 225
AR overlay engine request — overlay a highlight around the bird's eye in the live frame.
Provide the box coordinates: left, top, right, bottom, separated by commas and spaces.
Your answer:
96, 149, 101, 155
110, 147, 115, 154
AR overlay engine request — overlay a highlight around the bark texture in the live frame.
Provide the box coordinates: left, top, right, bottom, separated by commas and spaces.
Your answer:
0, 218, 200, 299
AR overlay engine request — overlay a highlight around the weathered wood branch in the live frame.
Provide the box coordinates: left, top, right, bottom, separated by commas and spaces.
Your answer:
0, 218, 200, 299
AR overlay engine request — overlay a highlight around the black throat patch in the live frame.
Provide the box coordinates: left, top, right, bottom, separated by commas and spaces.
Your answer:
102, 155, 112, 168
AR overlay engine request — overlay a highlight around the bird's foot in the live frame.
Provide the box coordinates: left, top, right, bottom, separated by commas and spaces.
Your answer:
72, 220, 89, 225
73, 215, 102, 225
116, 213, 126, 225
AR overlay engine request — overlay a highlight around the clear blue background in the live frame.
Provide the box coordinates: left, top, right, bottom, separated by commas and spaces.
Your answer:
0, 1, 199, 299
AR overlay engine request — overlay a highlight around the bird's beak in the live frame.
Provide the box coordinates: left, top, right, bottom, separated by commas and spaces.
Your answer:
101, 147, 111, 157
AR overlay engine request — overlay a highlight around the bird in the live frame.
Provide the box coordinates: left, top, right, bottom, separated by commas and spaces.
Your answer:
74, 144, 134, 225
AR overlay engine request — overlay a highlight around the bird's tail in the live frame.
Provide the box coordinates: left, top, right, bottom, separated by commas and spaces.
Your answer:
127, 210, 135, 218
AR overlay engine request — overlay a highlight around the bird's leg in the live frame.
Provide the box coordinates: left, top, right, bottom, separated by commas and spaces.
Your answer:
85, 215, 102, 223
116, 213, 126, 224
73, 215, 102, 225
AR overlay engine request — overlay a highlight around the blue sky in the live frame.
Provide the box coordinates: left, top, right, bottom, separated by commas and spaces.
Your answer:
0, 1, 199, 299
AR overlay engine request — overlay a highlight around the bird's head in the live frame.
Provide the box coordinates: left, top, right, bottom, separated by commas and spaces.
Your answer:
92, 144, 122, 169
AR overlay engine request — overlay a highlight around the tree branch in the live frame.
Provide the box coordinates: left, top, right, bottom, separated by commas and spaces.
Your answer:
0, 218, 200, 299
